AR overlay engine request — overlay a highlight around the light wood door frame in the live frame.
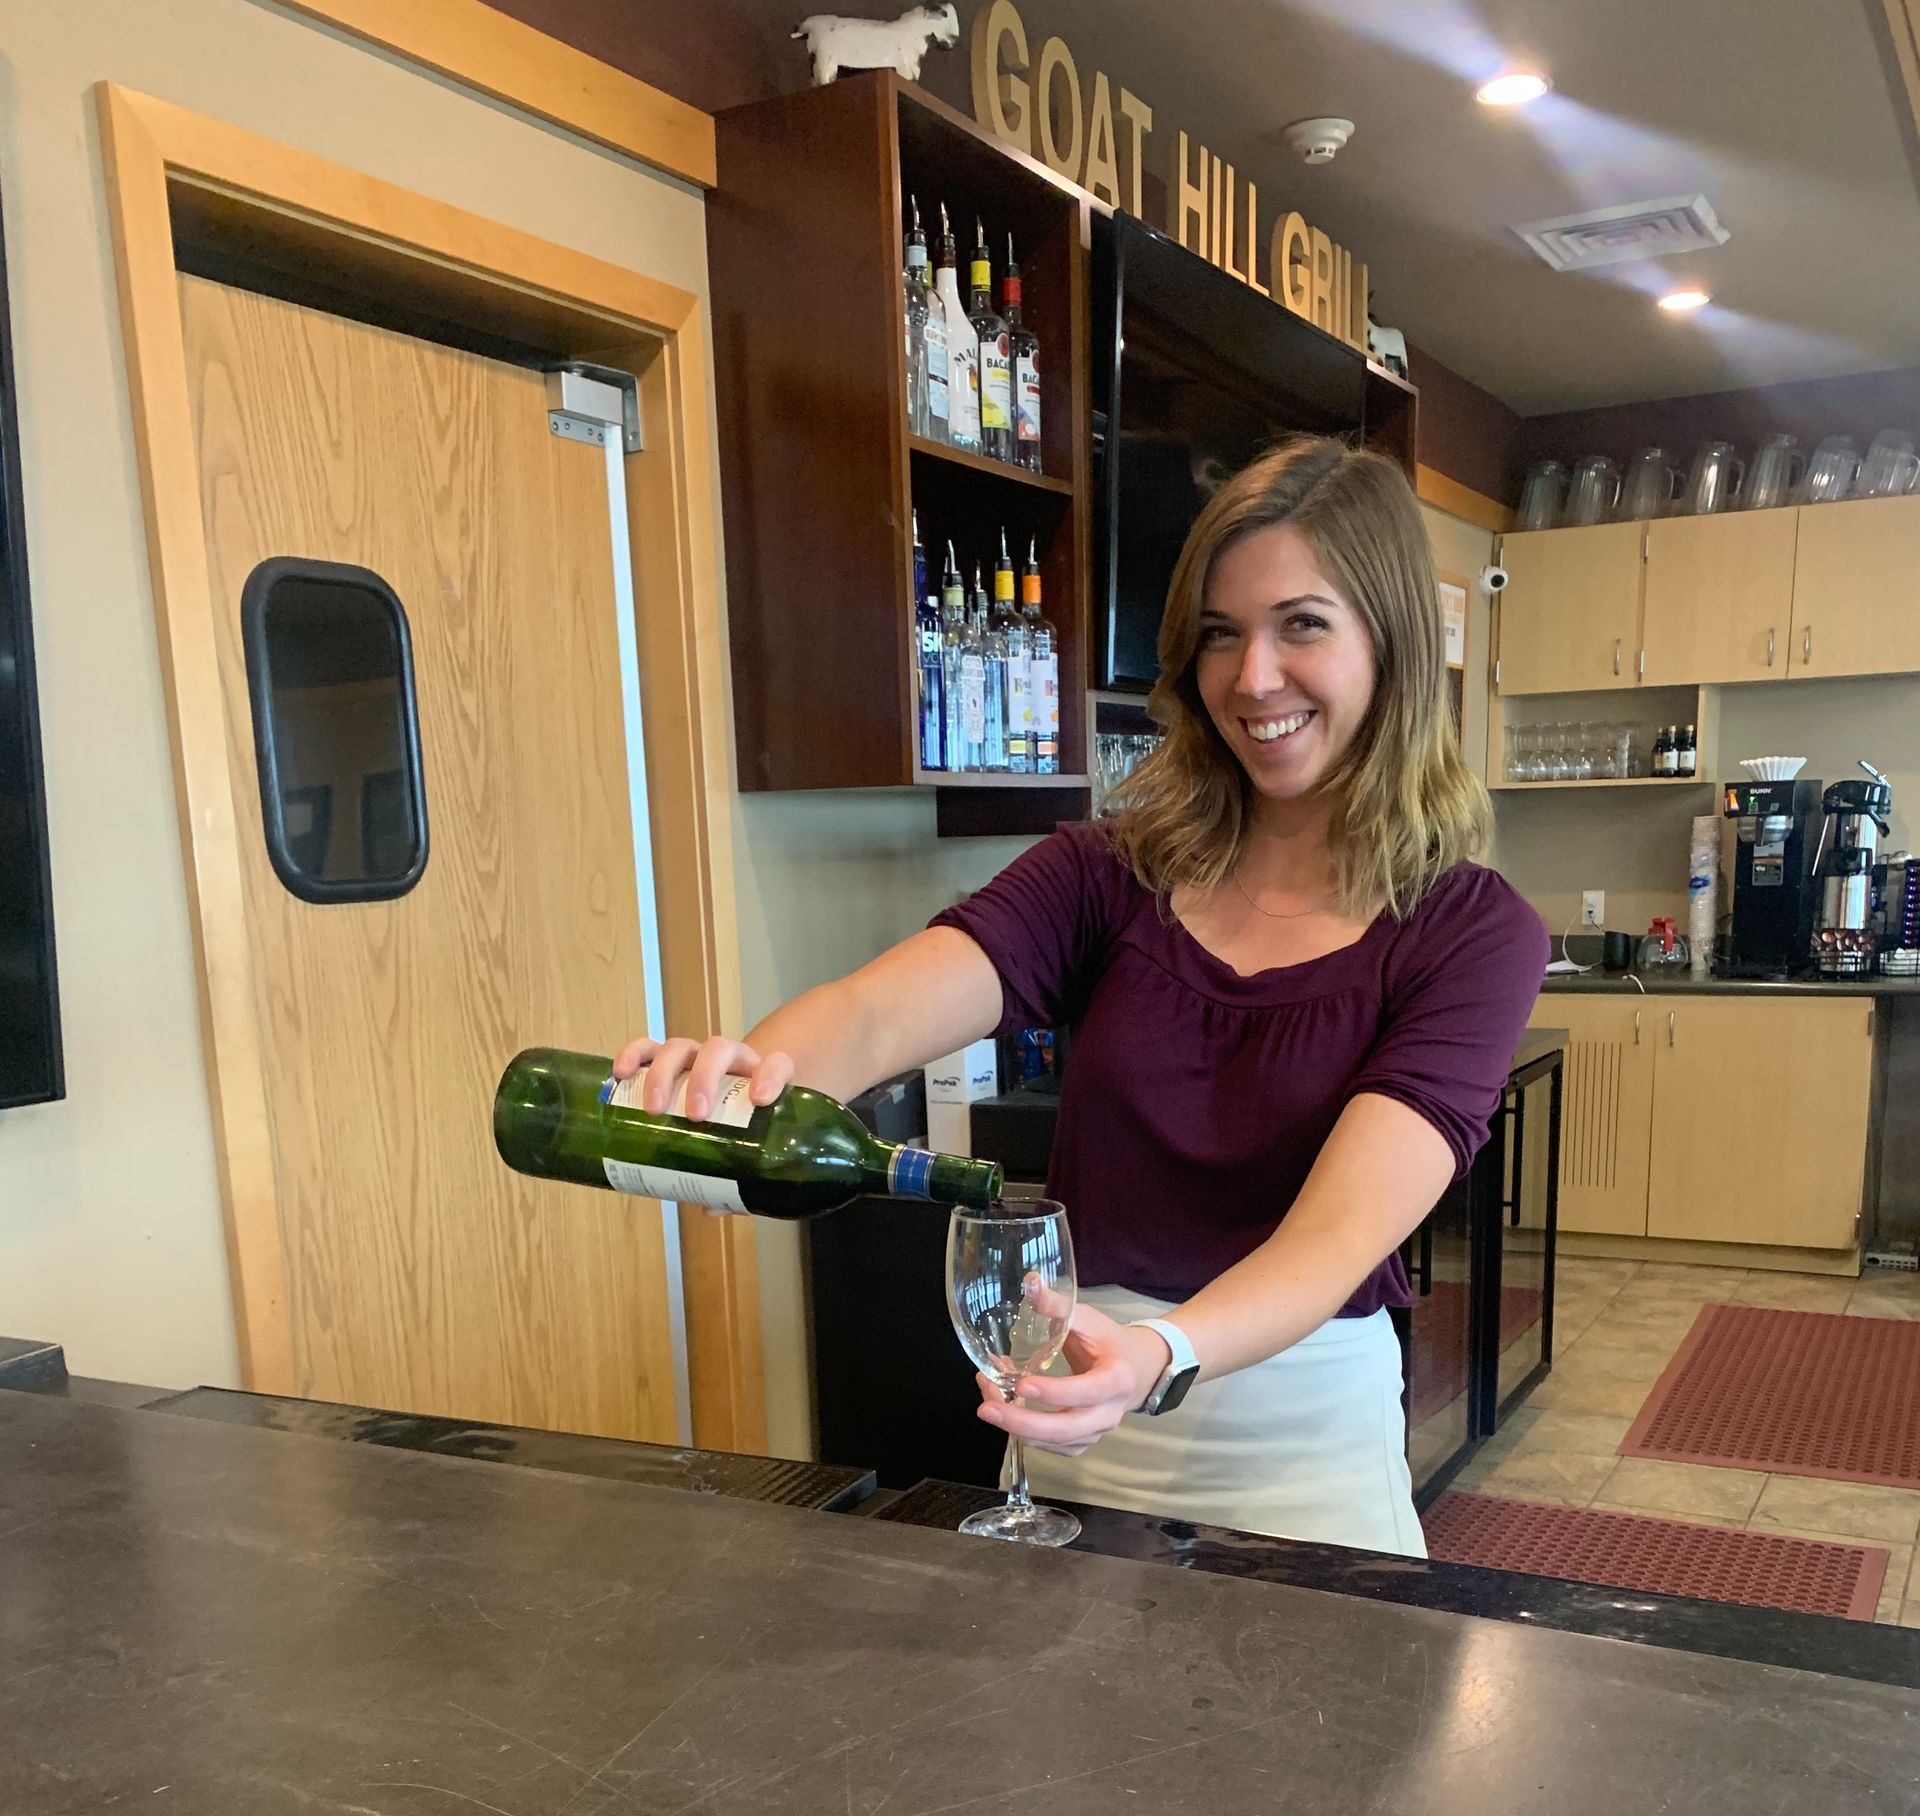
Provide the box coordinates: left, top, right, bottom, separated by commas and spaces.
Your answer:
97, 83, 764, 1450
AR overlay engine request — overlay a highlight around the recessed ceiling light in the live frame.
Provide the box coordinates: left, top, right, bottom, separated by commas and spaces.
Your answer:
1476, 70, 1551, 107
1658, 288, 1711, 313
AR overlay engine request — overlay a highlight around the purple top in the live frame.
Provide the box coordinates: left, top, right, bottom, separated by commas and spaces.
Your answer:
931, 822, 1549, 1316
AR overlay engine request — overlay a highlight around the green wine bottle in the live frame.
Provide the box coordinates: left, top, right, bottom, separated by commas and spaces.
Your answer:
493, 1048, 1003, 1218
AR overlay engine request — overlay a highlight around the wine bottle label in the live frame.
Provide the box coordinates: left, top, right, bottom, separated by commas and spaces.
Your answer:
979, 337, 1012, 431
961, 655, 987, 743
1015, 350, 1041, 443
598, 1067, 752, 1210
886, 1146, 936, 1198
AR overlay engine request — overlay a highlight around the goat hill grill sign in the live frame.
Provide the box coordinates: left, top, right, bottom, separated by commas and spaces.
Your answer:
967, 0, 1372, 354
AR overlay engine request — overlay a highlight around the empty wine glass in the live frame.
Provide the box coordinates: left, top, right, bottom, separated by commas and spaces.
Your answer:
947, 1199, 1080, 1546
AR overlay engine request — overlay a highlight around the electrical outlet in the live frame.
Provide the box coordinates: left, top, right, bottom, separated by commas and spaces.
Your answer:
1582, 890, 1606, 928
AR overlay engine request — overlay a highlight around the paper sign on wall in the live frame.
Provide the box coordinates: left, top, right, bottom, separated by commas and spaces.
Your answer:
1437, 580, 1467, 669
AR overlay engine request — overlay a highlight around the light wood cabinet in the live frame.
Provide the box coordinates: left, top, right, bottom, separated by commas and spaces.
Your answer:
1529, 999, 1655, 1235
1642, 508, 1799, 685
1533, 994, 1873, 1250
1495, 523, 1643, 695
1644, 998, 1873, 1248
1788, 494, 1920, 681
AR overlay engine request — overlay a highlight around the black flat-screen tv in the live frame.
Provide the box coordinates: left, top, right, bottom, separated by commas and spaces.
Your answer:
0, 188, 63, 1109
1091, 212, 1368, 694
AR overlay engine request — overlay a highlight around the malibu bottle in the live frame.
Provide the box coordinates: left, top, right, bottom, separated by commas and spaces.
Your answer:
494, 1048, 1002, 1218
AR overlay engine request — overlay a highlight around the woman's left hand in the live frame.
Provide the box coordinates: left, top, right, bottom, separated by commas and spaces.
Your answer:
974, 1288, 1175, 1457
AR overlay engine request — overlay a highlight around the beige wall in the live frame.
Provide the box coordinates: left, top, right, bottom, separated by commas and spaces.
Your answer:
0, 0, 720, 1392
1494, 675, 1920, 937
735, 793, 1036, 1456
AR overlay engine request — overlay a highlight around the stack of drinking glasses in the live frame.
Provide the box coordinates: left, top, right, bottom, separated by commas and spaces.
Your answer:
1093, 730, 1162, 812
1504, 721, 1639, 782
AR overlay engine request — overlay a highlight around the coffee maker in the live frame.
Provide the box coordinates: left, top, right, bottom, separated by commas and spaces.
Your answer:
1721, 778, 1821, 978
1810, 763, 1893, 979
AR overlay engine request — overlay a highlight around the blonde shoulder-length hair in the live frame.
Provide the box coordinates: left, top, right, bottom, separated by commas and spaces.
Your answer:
1108, 435, 1490, 920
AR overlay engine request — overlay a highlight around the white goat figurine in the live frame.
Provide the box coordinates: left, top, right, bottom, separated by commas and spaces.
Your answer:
792, 5, 959, 86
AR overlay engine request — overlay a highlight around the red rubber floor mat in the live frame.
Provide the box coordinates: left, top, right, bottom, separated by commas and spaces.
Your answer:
1620, 1304, 1920, 1489
1423, 1491, 1888, 1620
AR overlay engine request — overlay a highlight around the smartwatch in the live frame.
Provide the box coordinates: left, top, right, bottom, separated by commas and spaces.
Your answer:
1131, 1317, 1200, 1416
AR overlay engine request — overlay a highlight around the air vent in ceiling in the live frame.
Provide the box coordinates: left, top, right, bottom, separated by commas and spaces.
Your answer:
1513, 195, 1730, 273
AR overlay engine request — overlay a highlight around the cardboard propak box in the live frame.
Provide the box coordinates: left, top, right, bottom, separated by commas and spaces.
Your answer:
923, 1039, 998, 1156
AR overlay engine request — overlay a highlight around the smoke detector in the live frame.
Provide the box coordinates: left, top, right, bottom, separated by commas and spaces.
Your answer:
1282, 117, 1355, 165
1514, 195, 1730, 273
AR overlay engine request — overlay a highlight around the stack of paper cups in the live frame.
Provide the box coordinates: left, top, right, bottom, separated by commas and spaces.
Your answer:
1687, 814, 1718, 978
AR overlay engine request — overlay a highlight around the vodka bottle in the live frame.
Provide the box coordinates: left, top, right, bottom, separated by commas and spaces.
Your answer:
913, 513, 944, 769
994, 529, 1032, 773
495, 1048, 1001, 1216
903, 197, 941, 439
972, 564, 1008, 772
942, 542, 983, 771
1023, 538, 1059, 774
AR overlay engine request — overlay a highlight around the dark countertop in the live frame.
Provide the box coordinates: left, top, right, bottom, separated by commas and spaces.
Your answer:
878, 1480, 1920, 1691
5, 1392, 1918, 1815
144, 1385, 875, 1511
1509, 1025, 1567, 1066
1542, 971, 1920, 997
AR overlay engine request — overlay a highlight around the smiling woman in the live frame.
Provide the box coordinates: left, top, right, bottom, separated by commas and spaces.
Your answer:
623, 436, 1547, 1554
1111, 437, 1489, 920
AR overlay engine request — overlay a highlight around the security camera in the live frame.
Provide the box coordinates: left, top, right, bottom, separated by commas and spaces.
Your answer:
1480, 564, 1510, 596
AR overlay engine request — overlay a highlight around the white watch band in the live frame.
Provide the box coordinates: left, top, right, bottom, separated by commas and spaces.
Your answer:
1131, 1317, 1198, 1411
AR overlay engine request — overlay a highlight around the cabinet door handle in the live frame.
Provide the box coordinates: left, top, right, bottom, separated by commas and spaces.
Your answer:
1803, 625, 1812, 666
1668, 1010, 1677, 1047
1634, 1010, 1642, 1045
1613, 638, 1622, 676
1767, 628, 1775, 668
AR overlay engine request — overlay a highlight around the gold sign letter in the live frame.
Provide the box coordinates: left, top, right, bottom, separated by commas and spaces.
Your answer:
1117, 88, 1153, 216
1036, 36, 1083, 180
1083, 71, 1121, 206
1273, 211, 1310, 317
1309, 226, 1335, 330
1173, 131, 1210, 258
1244, 179, 1268, 295
970, 0, 1030, 154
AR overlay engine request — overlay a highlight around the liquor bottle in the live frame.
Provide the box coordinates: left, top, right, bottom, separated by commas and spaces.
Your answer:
973, 563, 1009, 772
944, 541, 985, 771
935, 204, 981, 453
495, 1048, 1002, 1216
1678, 722, 1697, 777
1003, 234, 1042, 473
903, 197, 945, 440
994, 529, 1032, 773
913, 513, 944, 769
1653, 725, 1674, 777
969, 219, 1013, 464
1022, 537, 1059, 774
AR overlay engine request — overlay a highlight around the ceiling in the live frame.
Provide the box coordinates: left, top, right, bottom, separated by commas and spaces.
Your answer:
949, 0, 1920, 414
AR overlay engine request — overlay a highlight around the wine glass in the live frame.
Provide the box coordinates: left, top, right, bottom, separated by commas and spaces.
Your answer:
946, 1199, 1080, 1547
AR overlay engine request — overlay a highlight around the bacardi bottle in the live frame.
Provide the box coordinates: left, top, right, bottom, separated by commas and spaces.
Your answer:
1003, 235, 1042, 473
969, 219, 1013, 464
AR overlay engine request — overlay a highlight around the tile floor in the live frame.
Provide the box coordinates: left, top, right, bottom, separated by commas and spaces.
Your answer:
1450, 1256, 1920, 1626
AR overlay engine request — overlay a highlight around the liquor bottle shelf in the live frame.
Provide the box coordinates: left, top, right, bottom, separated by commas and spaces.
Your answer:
907, 433, 1074, 495
911, 766, 1090, 789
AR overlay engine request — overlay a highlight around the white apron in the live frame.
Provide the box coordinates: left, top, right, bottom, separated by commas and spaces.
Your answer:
1017, 1285, 1426, 1557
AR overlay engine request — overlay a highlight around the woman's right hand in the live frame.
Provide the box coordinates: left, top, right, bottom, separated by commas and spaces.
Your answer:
610, 1035, 795, 1123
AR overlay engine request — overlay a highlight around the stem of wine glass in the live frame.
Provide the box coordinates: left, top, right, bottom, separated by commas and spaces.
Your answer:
1002, 1380, 1033, 1511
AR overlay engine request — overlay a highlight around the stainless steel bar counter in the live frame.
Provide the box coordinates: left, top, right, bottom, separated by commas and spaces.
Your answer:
3, 1389, 1916, 1815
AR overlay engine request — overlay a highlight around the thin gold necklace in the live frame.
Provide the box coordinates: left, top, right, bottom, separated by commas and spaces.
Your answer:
1231, 865, 1332, 920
